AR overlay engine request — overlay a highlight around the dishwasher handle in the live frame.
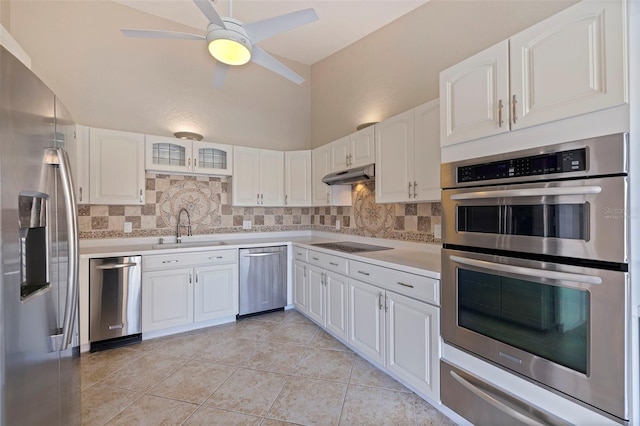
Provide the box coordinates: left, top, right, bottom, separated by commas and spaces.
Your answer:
95, 262, 139, 270
242, 252, 284, 257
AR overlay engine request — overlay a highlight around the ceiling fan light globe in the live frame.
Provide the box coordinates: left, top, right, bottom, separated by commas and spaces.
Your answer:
208, 38, 251, 65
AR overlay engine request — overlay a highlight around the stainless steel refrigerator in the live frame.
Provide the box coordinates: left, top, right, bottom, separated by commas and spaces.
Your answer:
0, 46, 81, 424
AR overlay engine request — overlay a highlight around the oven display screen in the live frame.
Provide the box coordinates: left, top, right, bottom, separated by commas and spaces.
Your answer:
458, 148, 586, 183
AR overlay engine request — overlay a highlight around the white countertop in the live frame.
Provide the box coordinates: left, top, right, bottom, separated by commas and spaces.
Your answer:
80, 231, 441, 278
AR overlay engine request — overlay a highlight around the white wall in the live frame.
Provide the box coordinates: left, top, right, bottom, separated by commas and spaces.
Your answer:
310, 0, 576, 147
7, 0, 311, 151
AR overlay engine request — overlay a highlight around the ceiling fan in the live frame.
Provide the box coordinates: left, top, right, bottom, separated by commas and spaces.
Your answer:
121, 0, 318, 86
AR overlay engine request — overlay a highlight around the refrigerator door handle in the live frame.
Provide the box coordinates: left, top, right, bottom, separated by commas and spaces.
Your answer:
50, 148, 80, 350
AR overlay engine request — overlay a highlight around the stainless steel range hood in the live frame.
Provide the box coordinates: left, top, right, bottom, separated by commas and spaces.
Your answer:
322, 164, 374, 185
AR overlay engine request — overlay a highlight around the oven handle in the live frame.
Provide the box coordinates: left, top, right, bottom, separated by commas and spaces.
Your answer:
449, 370, 558, 426
450, 255, 602, 285
449, 186, 602, 200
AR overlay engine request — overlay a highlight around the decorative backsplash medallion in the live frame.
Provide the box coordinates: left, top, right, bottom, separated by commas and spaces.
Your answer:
79, 173, 441, 244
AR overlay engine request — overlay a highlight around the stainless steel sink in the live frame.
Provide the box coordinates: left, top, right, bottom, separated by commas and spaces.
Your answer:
151, 241, 226, 250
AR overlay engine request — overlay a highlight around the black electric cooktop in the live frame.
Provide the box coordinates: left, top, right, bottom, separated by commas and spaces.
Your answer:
311, 241, 392, 254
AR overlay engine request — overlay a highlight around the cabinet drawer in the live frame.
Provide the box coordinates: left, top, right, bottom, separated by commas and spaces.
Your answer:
143, 249, 237, 271
350, 260, 439, 306
308, 250, 348, 275
293, 246, 308, 262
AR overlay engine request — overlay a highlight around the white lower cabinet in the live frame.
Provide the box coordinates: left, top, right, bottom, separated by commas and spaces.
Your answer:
143, 268, 193, 331
348, 278, 385, 365
348, 278, 440, 401
142, 250, 238, 333
193, 264, 238, 322
306, 264, 348, 341
292, 260, 309, 314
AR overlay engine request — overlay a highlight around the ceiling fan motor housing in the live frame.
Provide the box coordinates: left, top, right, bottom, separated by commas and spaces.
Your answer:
206, 19, 253, 65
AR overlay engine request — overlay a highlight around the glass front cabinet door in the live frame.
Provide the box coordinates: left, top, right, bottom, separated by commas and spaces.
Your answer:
145, 135, 233, 176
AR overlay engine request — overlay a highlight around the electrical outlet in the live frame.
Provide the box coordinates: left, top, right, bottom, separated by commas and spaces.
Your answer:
243, 220, 252, 230
433, 224, 442, 239
123, 222, 132, 233
335, 220, 340, 230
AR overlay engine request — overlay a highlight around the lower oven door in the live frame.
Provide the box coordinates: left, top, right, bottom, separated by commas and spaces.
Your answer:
441, 248, 629, 421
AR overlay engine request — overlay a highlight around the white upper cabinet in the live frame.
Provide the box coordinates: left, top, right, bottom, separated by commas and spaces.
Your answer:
312, 144, 351, 207
412, 100, 441, 202
329, 135, 350, 172
440, 0, 626, 147
259, 149, 285, 206
232, 146, 284, 206
330, 126, 375, 172
285, 150, 312, 206
89, 127, 145, 205
440, 40, 510, 146
68, 125, 90, 205
509, 0, 626, 130
376, 99, 440, 204
146, 135, 232, 176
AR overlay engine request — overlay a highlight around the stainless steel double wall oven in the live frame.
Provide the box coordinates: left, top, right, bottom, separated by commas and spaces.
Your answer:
440, 133, 630, 423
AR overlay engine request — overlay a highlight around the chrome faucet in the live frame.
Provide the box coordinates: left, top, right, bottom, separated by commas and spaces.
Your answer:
176, 208, 192, 243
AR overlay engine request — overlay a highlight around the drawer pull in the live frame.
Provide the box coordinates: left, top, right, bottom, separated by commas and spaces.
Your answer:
161, 260, 179, 264
297, 252, 303, 256
312, 257, 319, 261
357, 270, 370, 276
329, 262, 339, 267
398, 282, 414, 288
209, 256, 224, 260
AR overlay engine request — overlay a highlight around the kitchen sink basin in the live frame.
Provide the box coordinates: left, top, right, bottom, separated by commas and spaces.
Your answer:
151, 241, 226, 249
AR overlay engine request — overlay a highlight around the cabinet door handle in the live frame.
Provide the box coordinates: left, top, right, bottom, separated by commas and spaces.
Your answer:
261, 194, 264, 205
408, 182, 412, 198
257, 193, 260, 205
161, 259, 179, 264
194, 158, 197, 170
285, 194, 288, 205
326, 192, 330, 203
188, 158, 191, 170
303, 266, 307, 278
397, 282, 414, 288
329, 262, 339, 267
348, 153, 353, 166
79, 187, 83, 202
189, 271, 192, 284
346, 154, 349, 166
139, 189, 143, 203
498, 99, 504, 127
385, 295, 388, 313
357, 270, 370, 276
378, 291, 384, 310
512, 94, 518, 124
413, 181, 417, 198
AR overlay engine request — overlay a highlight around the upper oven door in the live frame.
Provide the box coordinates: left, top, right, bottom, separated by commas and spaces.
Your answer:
442, 176, 628, 263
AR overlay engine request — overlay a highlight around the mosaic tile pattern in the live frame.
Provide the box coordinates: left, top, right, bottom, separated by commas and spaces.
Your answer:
79, 173, 442, 244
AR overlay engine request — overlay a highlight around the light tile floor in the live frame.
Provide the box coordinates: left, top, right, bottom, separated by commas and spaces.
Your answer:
80, 309, 457, 426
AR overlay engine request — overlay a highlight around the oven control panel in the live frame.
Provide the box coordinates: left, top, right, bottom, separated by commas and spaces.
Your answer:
457, 148, 586, 183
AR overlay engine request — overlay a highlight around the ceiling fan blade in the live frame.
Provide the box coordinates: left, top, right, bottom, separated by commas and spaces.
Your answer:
243, 8, 318, 43
251, 46, 304, 85
213, 63, 230, 87
193, 0, 225, 28
121, 29, 205, 40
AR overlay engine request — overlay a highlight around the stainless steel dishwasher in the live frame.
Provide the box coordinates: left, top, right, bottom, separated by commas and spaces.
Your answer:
238, 246, 287, 317
89, 256, 142, 351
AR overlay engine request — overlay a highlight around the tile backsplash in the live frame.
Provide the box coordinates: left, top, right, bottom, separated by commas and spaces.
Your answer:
79, 174, 441, 244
